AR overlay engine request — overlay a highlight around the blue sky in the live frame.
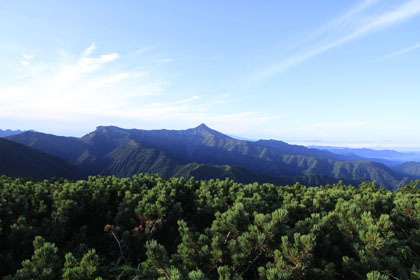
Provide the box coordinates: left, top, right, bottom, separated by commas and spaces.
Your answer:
1, 0, 420, 149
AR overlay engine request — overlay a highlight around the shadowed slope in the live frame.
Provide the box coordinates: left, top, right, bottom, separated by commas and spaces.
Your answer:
0, 138, 80, 179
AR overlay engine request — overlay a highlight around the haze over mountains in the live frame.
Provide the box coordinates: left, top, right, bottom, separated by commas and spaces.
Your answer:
2, 124, 419, 190
0, 129, 26, 138
310, 145, 420, 165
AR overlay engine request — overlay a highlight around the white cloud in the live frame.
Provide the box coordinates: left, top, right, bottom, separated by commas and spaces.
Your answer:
82, 42, 96, 57
174, 95, 200, 104
20, 53, 34, 66
23, 54, 34, 60
379, 42, 420, 59
0, 44, 160, 122
253, 0, 420, 81
131, 46, 154, 56
1, 44, 272, 136
304, 0, 381, 43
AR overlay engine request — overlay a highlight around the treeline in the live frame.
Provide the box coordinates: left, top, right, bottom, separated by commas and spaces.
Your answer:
1, 175, 420, 279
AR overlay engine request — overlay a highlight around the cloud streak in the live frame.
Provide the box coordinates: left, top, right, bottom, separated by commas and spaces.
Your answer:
23, 54, 34, 60
1, 44, 272, 136
253, 0, 420, 81
0, 44, 160, 122
20, 53, 34, 66
379, 42, 420, 59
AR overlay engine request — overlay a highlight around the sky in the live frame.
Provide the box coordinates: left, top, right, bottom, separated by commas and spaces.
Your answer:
1, 0, 420, 150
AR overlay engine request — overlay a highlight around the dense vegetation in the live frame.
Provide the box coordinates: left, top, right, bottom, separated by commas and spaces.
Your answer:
1, 174, 420, 279
6, 124, 415, 189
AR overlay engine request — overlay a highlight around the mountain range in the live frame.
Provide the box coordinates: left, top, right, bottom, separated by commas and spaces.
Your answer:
0, 129, 26, 137
310, 145, 420, 165
2, 124, 419, 189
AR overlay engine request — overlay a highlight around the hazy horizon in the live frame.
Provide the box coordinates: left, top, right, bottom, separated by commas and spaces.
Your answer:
1, 1, 420, 149
2, 124, 420, 152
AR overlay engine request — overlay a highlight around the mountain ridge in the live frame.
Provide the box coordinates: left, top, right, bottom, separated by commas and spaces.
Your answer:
0, 138, 81, 179
6, 124, 416, 189
0, 129, 25, 138
311, 145, 420, 164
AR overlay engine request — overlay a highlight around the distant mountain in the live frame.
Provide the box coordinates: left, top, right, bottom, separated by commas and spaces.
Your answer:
311, 146, 420, 165
0, 138, 80, 179
6, 131, 88, 163
7, 124, 414, 189
4, 129, 350, 186
256, 139, 362, 161
0, 129, 25, 137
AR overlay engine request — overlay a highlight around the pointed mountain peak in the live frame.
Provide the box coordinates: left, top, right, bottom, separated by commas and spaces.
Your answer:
196, 123, 210, 130
193, 123, 222, 135
190, 123, 232, 139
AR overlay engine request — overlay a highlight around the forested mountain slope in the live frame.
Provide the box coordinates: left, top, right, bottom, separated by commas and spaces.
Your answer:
4, 130, 348, 186
7, 131, 88, 163
100, 140, 358, 186
0, 138, 80, 179
393, 161, 420, 177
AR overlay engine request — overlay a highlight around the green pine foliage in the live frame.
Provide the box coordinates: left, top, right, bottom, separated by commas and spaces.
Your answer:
1, 174, 420, 279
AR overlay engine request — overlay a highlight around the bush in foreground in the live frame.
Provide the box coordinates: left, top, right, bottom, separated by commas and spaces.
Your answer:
1, 174, 420, 279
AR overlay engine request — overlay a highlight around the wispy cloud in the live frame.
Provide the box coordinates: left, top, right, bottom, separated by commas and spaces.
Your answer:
23, 54, 34, 60
379, 42, 420, 60
1, 44, 272, 136
159, 58, 174, 64
253, 0, 420, 82
82, 42, 96, 56
1, 44, 160, 122
130, 46, 154, 56
20, 53, 34, 66
174, 95, 200, 104
20, 60, 30, 66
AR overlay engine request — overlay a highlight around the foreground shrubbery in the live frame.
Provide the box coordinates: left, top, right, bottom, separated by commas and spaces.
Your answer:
1, 174, 420, 279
